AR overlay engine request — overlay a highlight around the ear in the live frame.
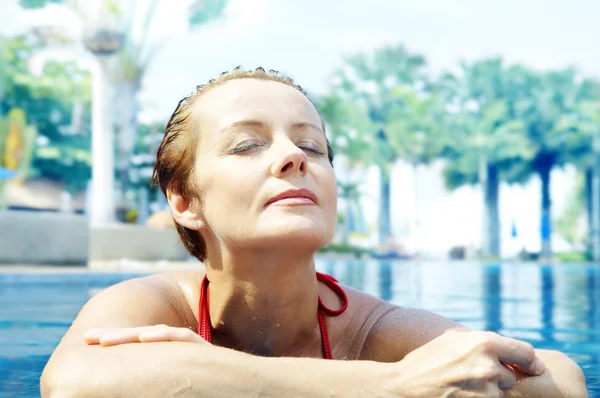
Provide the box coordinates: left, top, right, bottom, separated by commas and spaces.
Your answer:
167, 189, 205, 231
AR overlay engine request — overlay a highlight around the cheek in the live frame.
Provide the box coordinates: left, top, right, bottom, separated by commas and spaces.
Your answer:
319, 167, 338, 213
197, 159, 263, 212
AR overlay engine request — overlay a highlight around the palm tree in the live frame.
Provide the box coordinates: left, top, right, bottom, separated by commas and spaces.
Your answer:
507, 68, 582, 259
316, 93, 375, 244
333, 45, 429, 245
553, 78, 600, 259
437, 59, 533, 257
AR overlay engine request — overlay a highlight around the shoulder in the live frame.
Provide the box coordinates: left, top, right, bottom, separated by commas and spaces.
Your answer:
358, 304, 466, 362
77, 271, 204, 331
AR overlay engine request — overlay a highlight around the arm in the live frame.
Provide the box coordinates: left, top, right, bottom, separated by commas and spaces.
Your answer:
44, 340, 387, 397
360, 306, 588, 398
41, 276, 387, 398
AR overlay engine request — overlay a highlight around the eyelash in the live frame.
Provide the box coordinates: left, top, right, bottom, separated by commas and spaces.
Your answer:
231, 143, 261, 154
232, 143, 325, 156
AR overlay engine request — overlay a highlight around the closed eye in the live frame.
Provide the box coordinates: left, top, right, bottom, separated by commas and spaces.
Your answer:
231, 143, 262, 154
298, 146, 326, 156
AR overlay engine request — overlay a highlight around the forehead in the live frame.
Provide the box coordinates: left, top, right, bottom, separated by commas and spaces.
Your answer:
191, 78, 321, 130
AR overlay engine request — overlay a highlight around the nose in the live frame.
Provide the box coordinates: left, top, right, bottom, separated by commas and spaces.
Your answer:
270, 140, 308, 178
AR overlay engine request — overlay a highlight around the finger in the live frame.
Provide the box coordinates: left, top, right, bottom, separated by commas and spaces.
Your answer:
490, 334, 544, 376
139, 327, 204, 344
510, 358, 545, 377
85, 326, 158, 346
84, 328, 103, 345
496, 362, 517, 390
484, 382, 505, 398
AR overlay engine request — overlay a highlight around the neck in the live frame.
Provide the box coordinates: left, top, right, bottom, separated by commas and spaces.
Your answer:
204, 248, 321, 357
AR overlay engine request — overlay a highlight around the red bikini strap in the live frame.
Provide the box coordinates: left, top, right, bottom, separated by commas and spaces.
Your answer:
198, 275, 212, 343
317, 310, 333, 359
316, 272, 349, 316
198, 272, 349, 359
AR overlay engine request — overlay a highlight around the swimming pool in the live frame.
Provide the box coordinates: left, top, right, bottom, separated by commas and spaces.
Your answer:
1, 261, 599, 396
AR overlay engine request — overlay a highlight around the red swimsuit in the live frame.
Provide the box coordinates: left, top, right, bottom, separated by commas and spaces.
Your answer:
198, 272, 349, 359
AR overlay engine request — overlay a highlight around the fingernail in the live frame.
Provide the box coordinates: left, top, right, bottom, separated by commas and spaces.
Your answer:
85, 328, 102, 339
534, 358, 545, 375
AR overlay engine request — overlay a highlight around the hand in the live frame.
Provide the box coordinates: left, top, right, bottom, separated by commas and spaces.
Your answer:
391, 329, 545, 398
84, 325, 207, 347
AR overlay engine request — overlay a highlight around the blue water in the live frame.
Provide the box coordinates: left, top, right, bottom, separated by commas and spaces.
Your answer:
1, 261, 599, 397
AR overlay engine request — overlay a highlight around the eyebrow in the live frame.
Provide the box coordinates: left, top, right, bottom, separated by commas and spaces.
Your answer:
220, 120, 324, 135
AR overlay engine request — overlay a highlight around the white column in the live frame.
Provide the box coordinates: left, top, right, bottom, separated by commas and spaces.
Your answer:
90, 55, 115, 226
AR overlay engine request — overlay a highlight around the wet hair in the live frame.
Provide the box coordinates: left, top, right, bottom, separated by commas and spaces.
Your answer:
152, 67, 334, 262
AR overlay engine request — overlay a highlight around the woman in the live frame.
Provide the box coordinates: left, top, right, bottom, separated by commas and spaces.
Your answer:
41, 68, 587, 397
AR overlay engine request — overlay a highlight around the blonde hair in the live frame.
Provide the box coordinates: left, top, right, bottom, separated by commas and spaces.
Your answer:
152, 67, 334, 261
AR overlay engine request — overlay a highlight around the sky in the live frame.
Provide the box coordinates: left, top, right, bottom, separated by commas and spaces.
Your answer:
1, 0, 598, 255
2, 0, 598, 122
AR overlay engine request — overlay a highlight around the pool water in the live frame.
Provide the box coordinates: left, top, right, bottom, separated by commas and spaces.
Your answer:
1, 261, 599, 397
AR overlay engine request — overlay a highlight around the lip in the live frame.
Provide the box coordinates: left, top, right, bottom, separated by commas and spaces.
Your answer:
266, 188, 318, 206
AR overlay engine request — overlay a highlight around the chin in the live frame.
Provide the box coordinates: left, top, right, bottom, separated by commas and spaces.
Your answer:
257, 217, 334, 251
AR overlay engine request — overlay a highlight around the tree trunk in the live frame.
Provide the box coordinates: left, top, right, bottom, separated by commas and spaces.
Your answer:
482, 164, 501, 257
539, 164, 553, 260
585, 166, 593, 255
587, 164, 600, 262
114, 80, 139, 206
378, 165, 391, 246
483, 265, 502, 331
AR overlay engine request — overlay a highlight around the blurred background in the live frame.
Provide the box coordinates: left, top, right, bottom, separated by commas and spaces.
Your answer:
0, 0, 599, 262
2, 1, 600, 396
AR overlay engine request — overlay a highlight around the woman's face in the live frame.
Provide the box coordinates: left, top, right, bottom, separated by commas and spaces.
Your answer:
190, 78, 337, 253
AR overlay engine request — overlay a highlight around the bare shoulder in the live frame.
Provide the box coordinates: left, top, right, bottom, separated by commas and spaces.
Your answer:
358, 304, 465, 362
56, 270, 204, 349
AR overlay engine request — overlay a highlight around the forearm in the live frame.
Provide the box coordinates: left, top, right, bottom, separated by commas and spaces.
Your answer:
42, 342, 387, 398
506, 350, 588, 398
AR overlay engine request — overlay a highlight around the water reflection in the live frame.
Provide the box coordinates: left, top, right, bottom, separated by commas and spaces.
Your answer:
314, 259, 599, 392
540, 265, 555, 343
378, 261, 393, 302
587, 267, 600, 370
2, 262, 599, 395
483, 264, 502, 332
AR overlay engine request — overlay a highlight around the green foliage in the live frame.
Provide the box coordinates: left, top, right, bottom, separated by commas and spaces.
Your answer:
553, 78, 600, 169
0, 34, 93, 193
437, 59, 535, 190
18, 0, 63, 9
333, 45, 433, 168
188, 0, 228, 26
316, 93, 376, 167
319, 45, 438, 244
506, 68, 584, 180
555, 251, 588, 263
